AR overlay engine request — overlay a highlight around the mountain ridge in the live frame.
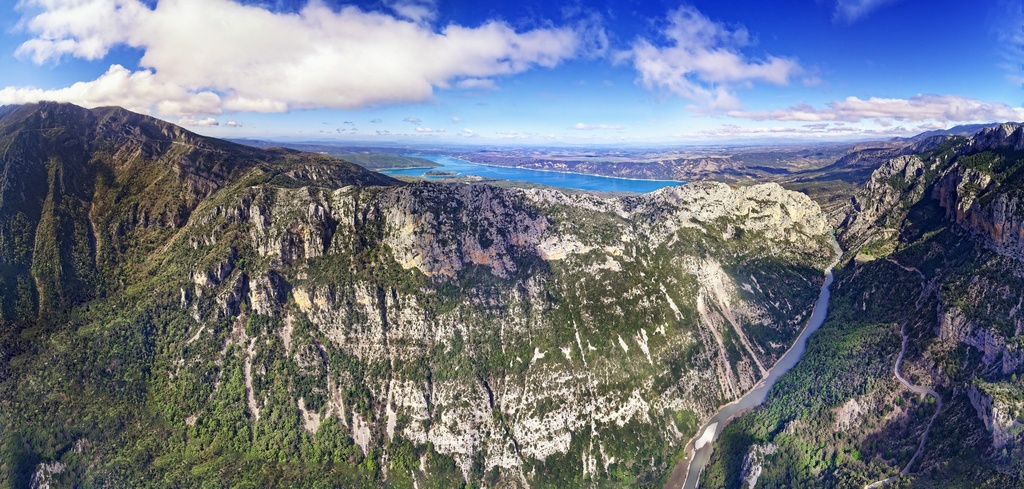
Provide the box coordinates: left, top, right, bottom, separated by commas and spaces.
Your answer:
0, 101, 395, 320
703, 121, 1024, 487
0, 103, 836, 488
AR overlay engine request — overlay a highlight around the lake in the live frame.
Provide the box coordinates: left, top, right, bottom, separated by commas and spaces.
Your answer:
380, 155, 683, 193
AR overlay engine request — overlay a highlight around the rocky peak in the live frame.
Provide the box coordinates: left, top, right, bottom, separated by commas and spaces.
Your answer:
967, 123, 1024, 153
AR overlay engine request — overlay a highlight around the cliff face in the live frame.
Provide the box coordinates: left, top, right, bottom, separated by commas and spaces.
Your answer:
0, 104, 836, 487
171, 179, 831, 485
0, 101, 394, 320
703, 124, 1024, 487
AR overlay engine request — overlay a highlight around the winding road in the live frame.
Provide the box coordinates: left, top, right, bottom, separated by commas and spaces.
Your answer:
864, 261, 941, 488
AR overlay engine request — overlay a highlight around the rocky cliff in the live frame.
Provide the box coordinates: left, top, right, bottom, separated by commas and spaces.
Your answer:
0, 101, 394, 321
0, 104, 835, 488
704, 123, 1024, 487
167, 178, 831, 486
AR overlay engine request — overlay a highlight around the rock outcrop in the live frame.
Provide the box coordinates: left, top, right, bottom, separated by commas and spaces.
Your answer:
0, 103, 837, 488
170, 176, 833, 485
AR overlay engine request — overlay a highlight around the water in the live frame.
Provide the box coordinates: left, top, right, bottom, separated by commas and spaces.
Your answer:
380, 155, 683, 193
665, 240, 842, 489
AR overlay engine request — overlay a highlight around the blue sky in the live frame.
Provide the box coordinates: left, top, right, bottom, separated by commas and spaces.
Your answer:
1, 0, 1023, 143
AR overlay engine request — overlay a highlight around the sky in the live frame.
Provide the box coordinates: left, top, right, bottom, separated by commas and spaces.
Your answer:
1, 0, 1024, 144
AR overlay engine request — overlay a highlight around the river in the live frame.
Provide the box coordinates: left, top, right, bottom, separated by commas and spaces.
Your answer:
387, 154, 839, 487
380, 155, 683, 193
665, 240, 843, 489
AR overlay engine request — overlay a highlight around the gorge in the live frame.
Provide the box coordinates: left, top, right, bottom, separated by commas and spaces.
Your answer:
3, 103, 1024, 488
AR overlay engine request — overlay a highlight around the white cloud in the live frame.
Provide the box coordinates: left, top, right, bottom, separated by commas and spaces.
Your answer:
0, 64, 221, 116
461, 128, 476, 136
621, 6, 801, 110
454, 78, 498, 90
832, 0, 902, 24
385, 0, 437, 24
573, 122, 623, 130
450, 116, 462, 123
9, 0, 586, 116
225, 120, 241, 127
415, 126, 434, 132
178, 116, 219, 127
403, 116, 422, 124
692, 121, 934, 140
729, 95, 1024, 123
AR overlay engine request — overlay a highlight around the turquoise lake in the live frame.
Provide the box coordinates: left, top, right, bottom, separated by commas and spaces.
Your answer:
380, 155, 684, 193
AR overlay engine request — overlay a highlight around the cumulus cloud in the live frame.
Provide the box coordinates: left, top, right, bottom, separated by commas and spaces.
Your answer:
620, 6, 801, 110
450, 116, 462, 123
7, 0, 586, 116
178, 116, 219, 127
832, 0, 902, 24
573, 122, 623, 130
415, 126, 434, 132
729, 95, 1024, 123
403, 117, 422, 124
225, 120, 241, 127
0, 64, 221, 116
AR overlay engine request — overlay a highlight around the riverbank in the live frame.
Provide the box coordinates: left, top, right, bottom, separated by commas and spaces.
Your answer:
665, 238, 843, 489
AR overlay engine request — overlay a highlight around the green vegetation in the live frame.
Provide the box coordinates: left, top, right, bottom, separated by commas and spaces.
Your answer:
701, 128, 1024, 488
702, 260, 923, 488
0, 104, 835, 488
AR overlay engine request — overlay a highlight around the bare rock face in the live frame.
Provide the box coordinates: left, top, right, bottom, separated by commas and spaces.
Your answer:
171, 177, 834, 485
966, 123, 1024, 153
839, 124, 1024, 460
839, 155, 929, 249
376, 184, 550, 278
939, 306, 1024, 375
969, 383, 1024, 450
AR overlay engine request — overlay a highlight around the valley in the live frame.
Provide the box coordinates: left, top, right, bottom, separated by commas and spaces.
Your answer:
1, 102, 1023, 489
0, 103, 834, 488
2, 0, 1021, 487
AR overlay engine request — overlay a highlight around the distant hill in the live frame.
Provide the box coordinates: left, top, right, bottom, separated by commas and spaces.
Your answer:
903, 122, 1015, 141
230, 139, 441, 169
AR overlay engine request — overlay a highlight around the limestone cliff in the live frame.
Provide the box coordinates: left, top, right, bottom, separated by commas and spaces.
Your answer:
825, 123, 1024, 481
170, 178, 832, 486
0, 103, 836, 488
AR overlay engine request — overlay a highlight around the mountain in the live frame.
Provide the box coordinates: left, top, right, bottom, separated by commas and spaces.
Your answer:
703, 124, 1024, 487
0, 101, 395, 321
0, 103, 836, 488
904, 122, 1013, 141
